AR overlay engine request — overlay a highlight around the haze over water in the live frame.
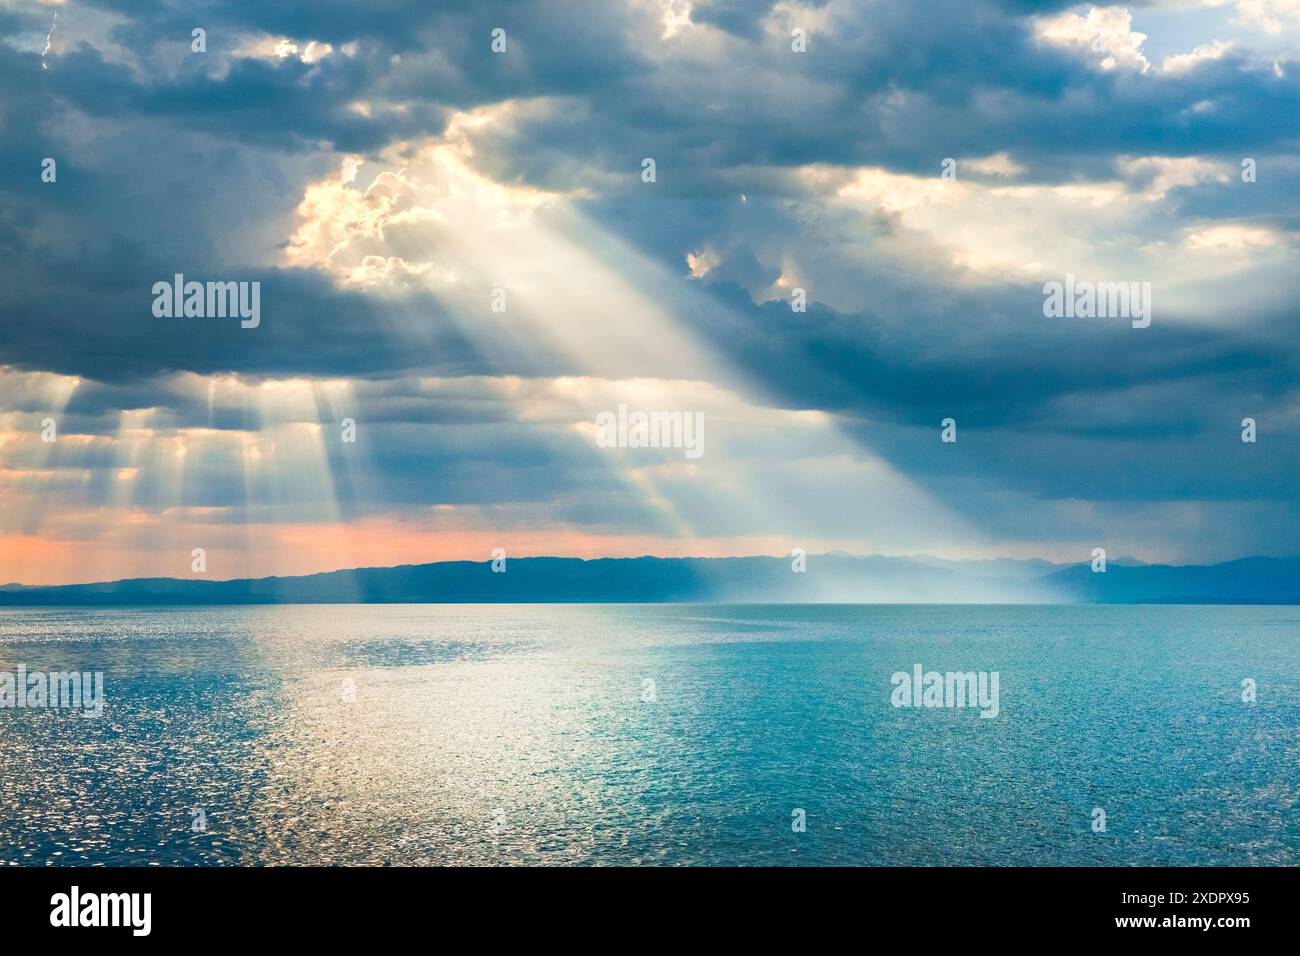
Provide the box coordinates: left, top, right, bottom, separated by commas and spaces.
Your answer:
1, 604, 1295, 866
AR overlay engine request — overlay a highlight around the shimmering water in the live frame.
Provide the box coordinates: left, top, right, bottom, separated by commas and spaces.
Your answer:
0, 604, 1295, 866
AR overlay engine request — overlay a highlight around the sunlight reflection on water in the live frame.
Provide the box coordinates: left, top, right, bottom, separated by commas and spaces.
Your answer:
1, 604, 1296, 866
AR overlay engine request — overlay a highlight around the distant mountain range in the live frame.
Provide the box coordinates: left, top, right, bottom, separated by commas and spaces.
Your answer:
0, 554, 1296, 605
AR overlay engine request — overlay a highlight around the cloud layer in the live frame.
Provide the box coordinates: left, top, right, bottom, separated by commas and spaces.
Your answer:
1, 0, 1297, 583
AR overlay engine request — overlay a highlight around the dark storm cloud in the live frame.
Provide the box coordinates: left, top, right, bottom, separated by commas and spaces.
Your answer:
0, 244, 506, 384
675, 273, 1300, 503
686, 279, 1293, 420
440, 2, 1300, 188
27, 1, 1300, 197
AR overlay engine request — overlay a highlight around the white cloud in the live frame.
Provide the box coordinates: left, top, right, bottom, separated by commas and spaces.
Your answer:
1162, 39, 1233, 72
964, 152, 1026, 178
1235, 0, 1300, 33
1184, 223, 1284, 248
782, 152, 1294, 325
1119, 155, 1230, 197
1035, 7, 1151, 72
234, 36, 339, 64
285, 105, 566, 286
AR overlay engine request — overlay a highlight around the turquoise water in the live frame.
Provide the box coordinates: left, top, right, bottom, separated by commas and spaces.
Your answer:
0, 604, 1295, 866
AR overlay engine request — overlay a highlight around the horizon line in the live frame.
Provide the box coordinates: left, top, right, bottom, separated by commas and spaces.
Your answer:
4, 550, 1298, 591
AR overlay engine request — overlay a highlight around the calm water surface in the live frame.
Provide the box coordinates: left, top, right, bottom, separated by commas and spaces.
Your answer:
0, 604, 1295, 866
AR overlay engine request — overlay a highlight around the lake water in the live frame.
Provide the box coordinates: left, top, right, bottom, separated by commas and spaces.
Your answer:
0, 604, 1295, 866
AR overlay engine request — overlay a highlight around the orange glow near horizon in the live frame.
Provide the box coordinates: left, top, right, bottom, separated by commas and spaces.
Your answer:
0, 522, 871, 586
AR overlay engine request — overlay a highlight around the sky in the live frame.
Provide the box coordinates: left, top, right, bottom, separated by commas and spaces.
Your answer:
0, 0, 1297, 585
